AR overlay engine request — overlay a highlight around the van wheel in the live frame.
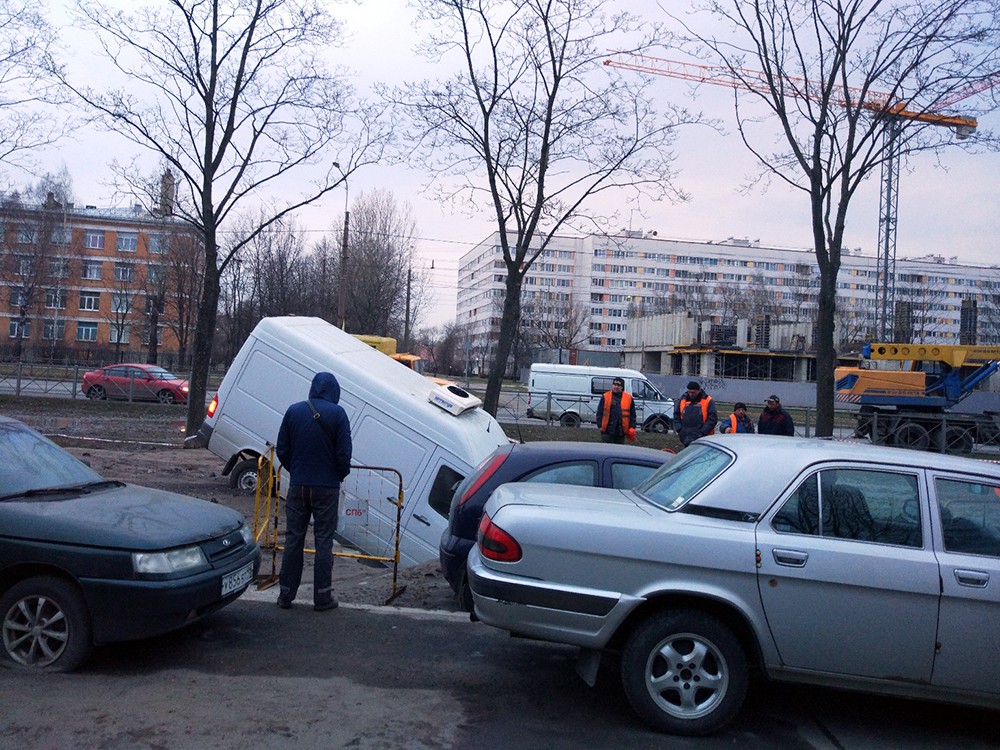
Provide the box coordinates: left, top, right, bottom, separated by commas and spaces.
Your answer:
645, 417, 670, 434
559, 413, 581, 428
230, 458, 262, 491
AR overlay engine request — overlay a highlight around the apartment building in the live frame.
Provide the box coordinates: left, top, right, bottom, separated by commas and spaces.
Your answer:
456, 231, 1000, 370
0, 192, 201, 366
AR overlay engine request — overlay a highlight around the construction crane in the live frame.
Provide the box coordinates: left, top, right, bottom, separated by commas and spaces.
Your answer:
605, 52, 989, 339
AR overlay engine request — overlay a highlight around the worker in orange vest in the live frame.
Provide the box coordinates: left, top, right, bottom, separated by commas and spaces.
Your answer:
720, 402, 755, 434
597, 376, 637, 444
673, 380, 718, 447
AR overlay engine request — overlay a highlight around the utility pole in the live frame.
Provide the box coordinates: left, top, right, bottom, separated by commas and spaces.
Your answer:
333, 163, 349, 331
403, 266, 412, 352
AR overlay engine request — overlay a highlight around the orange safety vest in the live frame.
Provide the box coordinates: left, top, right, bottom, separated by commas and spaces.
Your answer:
600, 391, 633, 432
726, 414, 737, 433
679, 395, 715, 435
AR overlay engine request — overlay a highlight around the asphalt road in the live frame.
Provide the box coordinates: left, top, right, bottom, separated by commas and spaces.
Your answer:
2, 596, 997, 750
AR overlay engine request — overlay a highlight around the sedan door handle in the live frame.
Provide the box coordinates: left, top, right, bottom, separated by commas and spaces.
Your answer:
412, 514, 432, 527
772, 548, 809, 567
954, 569, 990, 588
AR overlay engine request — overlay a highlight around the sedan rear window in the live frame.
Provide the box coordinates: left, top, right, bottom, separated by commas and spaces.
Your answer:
634, 444, 731, 510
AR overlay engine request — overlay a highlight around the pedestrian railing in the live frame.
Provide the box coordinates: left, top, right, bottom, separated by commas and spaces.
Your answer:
251, 447, 406, 605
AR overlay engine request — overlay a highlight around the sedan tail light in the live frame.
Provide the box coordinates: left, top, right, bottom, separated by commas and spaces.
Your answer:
477, 513, 522, 562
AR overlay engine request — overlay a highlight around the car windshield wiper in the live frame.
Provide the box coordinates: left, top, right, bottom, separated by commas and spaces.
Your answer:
0, 480, 123, 501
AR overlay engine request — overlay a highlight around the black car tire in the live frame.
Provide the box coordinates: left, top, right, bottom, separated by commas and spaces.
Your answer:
157, 389, 177, 404
644, 417, 670, 434
621, 609, 747, 736
230, 457, 262, 491
1, 576, 93, 672
86, 385, 106, 400
559, 413, 581, 428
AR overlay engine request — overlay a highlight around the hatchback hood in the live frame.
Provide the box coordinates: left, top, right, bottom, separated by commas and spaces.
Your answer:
0, 483, 245, 550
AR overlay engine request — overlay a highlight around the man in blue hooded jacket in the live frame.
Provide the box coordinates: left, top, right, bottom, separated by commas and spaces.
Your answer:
275, 372, 353, 611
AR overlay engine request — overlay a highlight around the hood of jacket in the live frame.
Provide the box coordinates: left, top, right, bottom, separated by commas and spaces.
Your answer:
308, 371, 341, 404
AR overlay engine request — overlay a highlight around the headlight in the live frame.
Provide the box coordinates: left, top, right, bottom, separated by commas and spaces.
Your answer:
239, 523, 255, 546
133, 545, 207, 574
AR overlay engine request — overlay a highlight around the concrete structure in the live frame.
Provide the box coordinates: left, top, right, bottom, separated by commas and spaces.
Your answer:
457, 231, 1000, 376
1, 188, 200, 366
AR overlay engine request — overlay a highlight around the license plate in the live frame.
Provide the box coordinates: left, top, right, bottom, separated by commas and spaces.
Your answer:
221, 562, 254, 597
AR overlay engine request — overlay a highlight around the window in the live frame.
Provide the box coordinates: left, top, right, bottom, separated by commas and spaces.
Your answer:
8, 319, 30, 338
76, 321, 98, 342
428, 465, 466, 518
14, 255, 31, 276
84, 230, 105, 249
110, 323, 130, 344
9, 287, 26, 307
17, 225, 37, 244
148, 234, 165, 254
45, 289, 67, 309
115, 262, 134, 281
634, 443, 732, 511
145, 296, 165, 314
79, 291, 101, 311
111, 293, 132, 314
116, 232, 138, 252
43, 319, 66, 340
48, 259, 70, 278
611, 461, 662, 489
772, 469, 922, 547
82, 260, 102, 280
52, 226, 72, 246
147, 264, 165, 284
935, 478, 1000, 557
142, 325, 163, 346
523, 461, 598, 486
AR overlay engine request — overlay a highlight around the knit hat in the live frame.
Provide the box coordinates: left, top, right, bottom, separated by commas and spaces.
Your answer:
686, 381, 701, 390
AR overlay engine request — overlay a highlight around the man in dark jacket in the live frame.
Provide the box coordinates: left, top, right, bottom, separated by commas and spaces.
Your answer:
673, 380, 718, 447
276, 372, 353, 611
758, 394, 795, 436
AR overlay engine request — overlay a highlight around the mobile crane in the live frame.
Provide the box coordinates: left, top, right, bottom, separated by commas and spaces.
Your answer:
835, 343, 1000, 453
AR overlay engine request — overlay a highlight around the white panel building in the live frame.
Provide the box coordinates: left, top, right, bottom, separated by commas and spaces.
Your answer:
456, 231, 1000, 372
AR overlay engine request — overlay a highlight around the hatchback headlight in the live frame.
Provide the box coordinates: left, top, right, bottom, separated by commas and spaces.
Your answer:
133, 545, 207, 574
239, 523, 255, 546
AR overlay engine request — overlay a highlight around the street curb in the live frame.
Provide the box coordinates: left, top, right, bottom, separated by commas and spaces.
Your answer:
239, 585, 470, 622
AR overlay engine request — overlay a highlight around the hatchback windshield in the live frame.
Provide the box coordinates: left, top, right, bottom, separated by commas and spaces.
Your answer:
0, 422, 102, 498
633, 443, 732, 510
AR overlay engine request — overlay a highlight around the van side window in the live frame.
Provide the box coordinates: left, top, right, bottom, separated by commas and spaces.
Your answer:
591, 377, 614, 395
428, 465, 466, 519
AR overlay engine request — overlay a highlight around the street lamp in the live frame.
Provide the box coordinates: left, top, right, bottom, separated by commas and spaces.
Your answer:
333, 162, 349, 331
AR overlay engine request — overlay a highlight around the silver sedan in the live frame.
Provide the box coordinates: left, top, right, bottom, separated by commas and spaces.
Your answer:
469, 435, 1000, 735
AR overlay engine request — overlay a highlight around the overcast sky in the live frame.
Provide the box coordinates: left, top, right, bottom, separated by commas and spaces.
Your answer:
19, 0, 1000, 328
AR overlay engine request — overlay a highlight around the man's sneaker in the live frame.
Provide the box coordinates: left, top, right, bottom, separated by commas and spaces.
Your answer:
276, 596, 293, 609
314, 598, 339, 612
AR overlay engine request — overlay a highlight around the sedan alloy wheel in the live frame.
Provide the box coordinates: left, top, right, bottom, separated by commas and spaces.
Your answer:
621, 609, 747, 736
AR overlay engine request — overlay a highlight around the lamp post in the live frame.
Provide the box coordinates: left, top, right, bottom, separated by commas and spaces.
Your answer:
333, 162, 349, 331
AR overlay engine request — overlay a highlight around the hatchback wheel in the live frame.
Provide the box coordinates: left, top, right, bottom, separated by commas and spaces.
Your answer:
1, 577, 93, 672
157, 389, 177, 404
86, 385, 106, 400
621, 609, 747, 736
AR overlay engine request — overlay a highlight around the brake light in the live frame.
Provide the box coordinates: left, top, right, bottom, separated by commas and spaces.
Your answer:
206, 395, 218, 418
478, 513, 522, 562
456, 451, 509, 506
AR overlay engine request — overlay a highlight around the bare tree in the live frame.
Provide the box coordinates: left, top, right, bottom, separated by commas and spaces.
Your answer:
0, 0, 66, 173
398, 0, 700, 415
674, 0, 1000, 435
343, 189, 423, 338
61, 0, 390, 436
521, 297, 591, 353
161, 228, 203, 369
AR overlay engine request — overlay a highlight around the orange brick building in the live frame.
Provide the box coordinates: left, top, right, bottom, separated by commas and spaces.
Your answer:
1, 194, 202, 367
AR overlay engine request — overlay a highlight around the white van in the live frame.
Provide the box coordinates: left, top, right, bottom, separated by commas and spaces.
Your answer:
198, 316, 510, 567
526, 363, 675, 433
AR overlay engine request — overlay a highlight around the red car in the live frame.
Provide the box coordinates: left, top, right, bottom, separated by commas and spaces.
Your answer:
82, 363, 189, 404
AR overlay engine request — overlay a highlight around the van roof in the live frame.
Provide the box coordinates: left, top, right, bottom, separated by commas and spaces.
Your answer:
529, 363, 646, 378
249, 317, 509, 459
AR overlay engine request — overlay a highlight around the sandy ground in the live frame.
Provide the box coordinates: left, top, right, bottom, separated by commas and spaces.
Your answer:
64, 443, 463, 613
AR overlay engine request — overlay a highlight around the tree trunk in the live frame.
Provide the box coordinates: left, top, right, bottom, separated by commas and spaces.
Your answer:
814, 271, 837, 437
483, 274, 523, 416
184, 248, 220, 438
